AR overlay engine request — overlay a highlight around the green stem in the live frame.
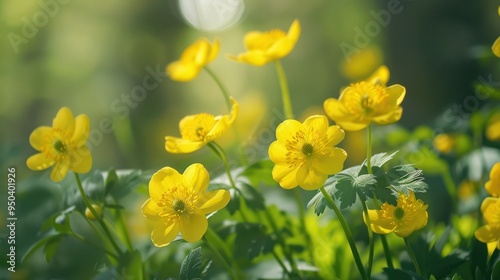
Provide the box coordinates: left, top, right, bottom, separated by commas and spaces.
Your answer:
292, 188, 315, 264
112, 199, 134, 252
262, 209, 302, 278
70, 231, 118, 260
442, 166, 457, 210
319, 187, 367, 280
366, 125, 373, 174
207, 141, 250, 222
371, 194, 394, 268
274, 60, 294, 119
204, 67, 232, 112
360, 198, 374, 279
404, 238, 422, 276
204, 228, 242, 280
74, 173, 123, 256
271, 249, 294, 278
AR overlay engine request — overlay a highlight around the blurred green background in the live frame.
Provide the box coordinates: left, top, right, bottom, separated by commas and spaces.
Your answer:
1, 0, 500, 278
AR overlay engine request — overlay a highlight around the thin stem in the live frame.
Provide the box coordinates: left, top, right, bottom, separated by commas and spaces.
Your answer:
319, 187, 367, 280
207, 141, 250, 222
274, 60, 294, 119
204, 67, 232, 112
360, 198, 374, 279
204, 228, 241, 280
271, 249, 294, 279
70, 231, 118, 260
404, 238, 422, 276
366, 125, 373, 174
113, 199, 134, 253
74, 173, 123, 256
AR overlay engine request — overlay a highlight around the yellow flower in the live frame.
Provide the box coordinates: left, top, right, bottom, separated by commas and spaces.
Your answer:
486, 113, 500, 141
485, 162, 500, 197
141, 163, 230, 247
341, 46, 383, 81
228, 19, 301, 66
493, 7, 500, 57
165, 97, 238, 153
364, 191, 428, 238
166, 38, 220, 82
268, 115, 347, 190
457, 180, 478, 200
433, 133, 455, 154
26, 107, 92, 182
324, 65, 405, 131
475, 197, 500, 250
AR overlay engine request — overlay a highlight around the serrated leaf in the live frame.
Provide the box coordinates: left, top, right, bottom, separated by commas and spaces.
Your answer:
362, 151, 399, 173
380, 164, 428, 196
336, 178, 358, 209
110, 170, 151, 199
180, 247, 204, 280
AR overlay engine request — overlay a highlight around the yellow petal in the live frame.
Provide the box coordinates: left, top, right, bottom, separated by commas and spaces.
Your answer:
486, 120, 500, 141
299, 167, 328, 191
231, 51, 270, 66
151, 221, 180, 247
334, 119, 369, 132
313, 147, 347, 175
367, 65, 390, 86
372, 107, 403, 125
268, 141, 288, 164
166, 61, 200, 82
365, 209, 395, 234
303, 115, 328, 136
286, 19, 301, 45
243, 31, 267, 51
141, 198, 162, 221
26, 153, 54, 171
485, 180, 500, 197
205, 115, 230, 142
71, 114, 90, 146
266, 37, 296, 61
200, 189, 230, 213
53, 107, 75, 133
475, 224, 500, 243
325, 125, 345, 147
228, 97, 239, 124
50, 160, 70, 182
179, 212, 208, 242
183, 163, 210, 193
275, 119, 303, 143
272, 164, 299, 189
165, 136, 205, 154
480, 197, 499, 214
207, 38, 220, 63
149, 167, 183, 200
386, 84, 406, 106
493, 36, 500, 58
69, 146, 92, 173
29, 126, 51, 151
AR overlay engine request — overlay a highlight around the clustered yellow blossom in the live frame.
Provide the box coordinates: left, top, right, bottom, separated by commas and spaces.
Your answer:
324, 65, 405, 131
165, 97, 239, 154
26, 107, 92, 182
475, 163, 500, 254
364, 191, 428, 238
268, 115, 347, 190
228, 19, 301, 66
141, 163, 230, 247
166, 38, 220, 82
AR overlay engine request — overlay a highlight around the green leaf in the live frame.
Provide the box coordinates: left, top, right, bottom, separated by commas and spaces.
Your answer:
233, 223, 275, 260
109, 170, 151, 199
104, 168, 119, 196
180, 247, 206, 280
44, 234, 65, 262
237, 182, 266, 211
22, 233, 60, 264
491, 260, 500, 280
82, 170, 105, 201
239, 159, 275, 186
362, 151, 399, 173
379, 164, 428, 196
374, 268, 427, 280
40, 206, 75, 233
335, 177, 358, 209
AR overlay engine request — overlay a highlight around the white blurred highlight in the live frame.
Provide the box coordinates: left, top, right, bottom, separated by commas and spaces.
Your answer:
179, 0, 244, 31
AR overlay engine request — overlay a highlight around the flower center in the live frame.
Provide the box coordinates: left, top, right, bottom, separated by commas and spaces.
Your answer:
301, 143, 314, 156
393, 207, 405, 220
172, 198, 186, 214
53, 140, 66, 153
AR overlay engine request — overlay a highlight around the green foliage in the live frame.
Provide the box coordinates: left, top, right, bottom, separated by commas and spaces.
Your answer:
180, 247, 210, 280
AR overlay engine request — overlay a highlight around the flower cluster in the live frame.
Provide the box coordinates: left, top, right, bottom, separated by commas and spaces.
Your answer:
475, 163, 500, 253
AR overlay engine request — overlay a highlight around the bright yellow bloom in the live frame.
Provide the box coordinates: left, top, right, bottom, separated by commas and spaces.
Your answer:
485, 162, 500, 197
141, 163, 230, 247
475, 197, 500, 250
433, 133, 455, 154
166, 38, 220, 82
324, 65, 405, 131
228, 19, 301, 66
364, 191, 428, 238
486, 113, 500, 141
341, 47, 383, 81
268, 115, 347, 190
26, 107, 92, 182
165, 97, 238, 153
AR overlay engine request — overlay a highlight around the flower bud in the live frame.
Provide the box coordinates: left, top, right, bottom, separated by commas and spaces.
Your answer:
85, 204, 102, 220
